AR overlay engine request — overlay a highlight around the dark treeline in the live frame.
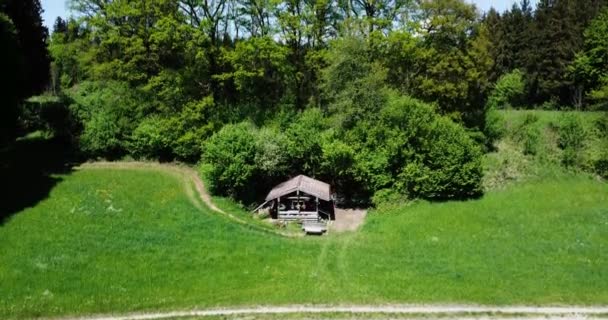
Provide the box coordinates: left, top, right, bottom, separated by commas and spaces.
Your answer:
3, 0, 608, 205
485, 0, 608, 109
0, 0, 50, 144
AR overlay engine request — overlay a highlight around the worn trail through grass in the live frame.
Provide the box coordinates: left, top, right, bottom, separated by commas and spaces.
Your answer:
79, 162, 298, 238
51, 305, 608, 320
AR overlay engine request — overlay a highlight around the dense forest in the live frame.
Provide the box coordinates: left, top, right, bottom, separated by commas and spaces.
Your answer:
2, 0, 608, 205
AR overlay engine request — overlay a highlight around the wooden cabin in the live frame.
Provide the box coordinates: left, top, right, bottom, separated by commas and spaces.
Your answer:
260, 175, 335, 221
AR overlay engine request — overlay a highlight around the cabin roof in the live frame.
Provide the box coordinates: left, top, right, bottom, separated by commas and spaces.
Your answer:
265, 175, 331, 201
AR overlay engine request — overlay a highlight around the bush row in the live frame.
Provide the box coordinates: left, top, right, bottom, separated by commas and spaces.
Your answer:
200, 94, 484, 206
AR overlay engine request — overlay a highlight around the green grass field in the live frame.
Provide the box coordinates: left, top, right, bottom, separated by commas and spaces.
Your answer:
1, 165, 607, 319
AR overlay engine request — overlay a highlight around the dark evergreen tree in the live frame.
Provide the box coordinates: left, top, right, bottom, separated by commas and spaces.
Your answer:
0, 13, 24, 144
0, 0, 51, 97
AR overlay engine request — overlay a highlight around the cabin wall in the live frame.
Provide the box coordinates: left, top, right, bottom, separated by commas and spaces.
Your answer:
267, 190, 335, 221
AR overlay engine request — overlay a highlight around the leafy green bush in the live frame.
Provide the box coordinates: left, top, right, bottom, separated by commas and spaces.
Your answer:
170, 97, 217, 162
487, 69, 525, 110
522, 125, 541, 156
596, 156, 608, 179
513, 113, 541, 156
484, 106, 506, 146
128, 116, 173, 160
201, 94, 483, 204
200, 122, 258, 198
397, 117, 483, 199
371, 188, 410, 210
347, 94, 484, 201
254, 127, 290, 177
283, 108, 328, 174
558, 114, 586, 167
68, 81, 144, 157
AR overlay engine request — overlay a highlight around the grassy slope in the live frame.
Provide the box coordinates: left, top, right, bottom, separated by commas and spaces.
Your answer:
484, 110, 606, 190
0, 166, 607, 318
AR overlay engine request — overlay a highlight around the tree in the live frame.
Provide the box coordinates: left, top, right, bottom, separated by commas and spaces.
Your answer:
571, 8, 608, 108
217, 36, 293, 110
524, 0, 607, 107
412, 0, 492, 128
0, 13, 23, 144
0, 0, 50, 97
487, 69, 526, 110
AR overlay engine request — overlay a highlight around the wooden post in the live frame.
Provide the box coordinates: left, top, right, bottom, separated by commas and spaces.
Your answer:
297, 190, 300, 215
316, 196, 319, 220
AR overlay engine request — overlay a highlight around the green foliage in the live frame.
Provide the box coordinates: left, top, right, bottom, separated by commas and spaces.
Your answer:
345, 94, 484, 201
558, 114, 587, 167
397, 116, 483, 199
571, 8, 608, 108
200, 122, 259, 198
200, 93, 483, 203
320, 36, 389, 127
283, 108, 328, 174
484, 106, 506, 146
0, 13, 23, 144
68, 81, 144, 157
218, 37, 293, 108
412, 0, 492, 127
21, 95, 75, 139
522, 124, 540, 156
488, 69, 525, 110
254, 127, 290, 177
170, 97, 218, 161
371, 188, 409, 210
493, 110, 607, 185
128, 116, 173, 160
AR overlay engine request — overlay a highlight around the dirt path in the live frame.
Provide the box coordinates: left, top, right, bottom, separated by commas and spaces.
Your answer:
331, 208, 367, 232
78, 161, 297, 237
52, 305, 608, 320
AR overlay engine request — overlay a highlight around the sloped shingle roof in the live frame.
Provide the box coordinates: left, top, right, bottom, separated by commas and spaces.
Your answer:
265, 175, 331, 201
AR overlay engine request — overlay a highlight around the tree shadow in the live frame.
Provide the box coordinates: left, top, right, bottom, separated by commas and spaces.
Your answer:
0, 136, 81, 224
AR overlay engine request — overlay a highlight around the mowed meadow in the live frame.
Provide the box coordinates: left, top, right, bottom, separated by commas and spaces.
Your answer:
1, 165, 607, 319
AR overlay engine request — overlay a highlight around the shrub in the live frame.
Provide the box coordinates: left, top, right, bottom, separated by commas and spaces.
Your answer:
128, 116, 173, 160
254, 127, 290, 177
522, 125, 541, 156
171, 98, 217, 162
371, 188, 409, 210
487, 69, 525, 110
78, 109, 125, 156
397, 116, 483, 199
558, 114, 586, 167
68, 81, 144, 157
484, 107, 505, 146
201, 94, 484, 204
513, 113, 541, 156
283, 108, 328, 174
349, 94, 484, 201
200, 122, 258, 198
596, 156, 608, 179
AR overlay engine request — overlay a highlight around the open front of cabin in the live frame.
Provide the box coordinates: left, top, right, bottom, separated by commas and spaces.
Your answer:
260, 175, 335, 222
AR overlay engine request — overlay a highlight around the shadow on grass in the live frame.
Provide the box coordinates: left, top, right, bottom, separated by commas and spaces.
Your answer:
0, 136, 82, 224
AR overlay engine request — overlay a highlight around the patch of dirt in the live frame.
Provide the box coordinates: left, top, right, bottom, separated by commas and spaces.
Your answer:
330, 208, 367, 233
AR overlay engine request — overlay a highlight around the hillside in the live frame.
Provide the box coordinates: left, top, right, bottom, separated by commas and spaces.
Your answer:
484, 110, 607, 190
0, 163, 606, 318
